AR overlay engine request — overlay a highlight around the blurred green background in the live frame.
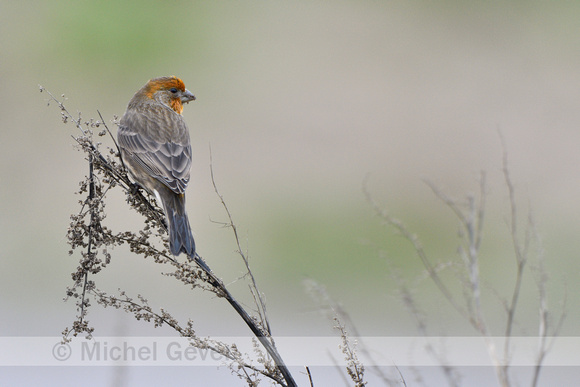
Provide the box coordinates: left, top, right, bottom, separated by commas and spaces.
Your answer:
1, 0, 579, 385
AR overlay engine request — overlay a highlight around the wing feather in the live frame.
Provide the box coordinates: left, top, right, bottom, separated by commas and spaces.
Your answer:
118, 104, 191, 194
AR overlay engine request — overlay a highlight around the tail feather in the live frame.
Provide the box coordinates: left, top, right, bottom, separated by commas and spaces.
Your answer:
158, 190, 195, 257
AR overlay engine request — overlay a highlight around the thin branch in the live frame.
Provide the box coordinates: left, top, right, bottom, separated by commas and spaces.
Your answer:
78, 154, 95, 327
499, 133, 527, 387
97, 110, 121, 156
367, 173, 509, 386
363, 182, 469, 321
528, 212, 567, 387
424, 175, 491, 336
209, 146, 272, 336
305, 279, 370, 387
306, 366, 314, 387
191, 261, 296, 387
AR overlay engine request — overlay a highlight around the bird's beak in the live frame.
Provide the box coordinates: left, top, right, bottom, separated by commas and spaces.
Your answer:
181, 89, 196, 104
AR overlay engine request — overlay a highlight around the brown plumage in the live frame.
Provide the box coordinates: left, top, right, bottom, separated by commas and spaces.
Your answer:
118, 76, 196, 257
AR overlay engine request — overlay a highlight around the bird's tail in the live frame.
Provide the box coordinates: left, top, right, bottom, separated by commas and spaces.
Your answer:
158, 190, 196, 257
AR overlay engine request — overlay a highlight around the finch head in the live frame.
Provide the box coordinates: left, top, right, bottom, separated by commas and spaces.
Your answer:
139, 76, 196, 114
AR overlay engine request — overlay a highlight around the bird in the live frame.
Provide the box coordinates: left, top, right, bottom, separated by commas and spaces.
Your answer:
117, 76, 196, 257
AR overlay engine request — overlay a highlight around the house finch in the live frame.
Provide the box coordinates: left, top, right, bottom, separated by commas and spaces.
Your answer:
118, 76, 196, 257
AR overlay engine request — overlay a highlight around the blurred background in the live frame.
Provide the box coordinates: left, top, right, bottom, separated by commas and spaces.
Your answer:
1, 0, 579, 385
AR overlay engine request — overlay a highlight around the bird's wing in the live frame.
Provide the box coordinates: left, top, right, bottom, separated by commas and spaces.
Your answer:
118, 107, 192, 194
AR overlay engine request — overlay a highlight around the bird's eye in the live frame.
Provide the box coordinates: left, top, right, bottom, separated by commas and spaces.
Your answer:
169, 87, 178, 93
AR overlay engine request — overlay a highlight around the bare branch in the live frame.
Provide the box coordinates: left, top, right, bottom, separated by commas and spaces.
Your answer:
363, 182, 469, 322
209, 146, 272, 335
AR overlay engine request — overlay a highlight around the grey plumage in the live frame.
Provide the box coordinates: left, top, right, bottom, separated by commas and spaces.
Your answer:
118, 77, 196, 257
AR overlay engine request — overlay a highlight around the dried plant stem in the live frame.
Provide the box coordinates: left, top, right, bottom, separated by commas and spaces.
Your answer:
209, 147, 271, 335
305, 366, 314, 387
189, 148, 294, 387
363, 184, 468, 322
498, 134, 527, 387
364, 140, 564, 387
194, 262, 296, 387
424, 176, 508, 385
304, 279, 368, 387
78, 154, 95, 325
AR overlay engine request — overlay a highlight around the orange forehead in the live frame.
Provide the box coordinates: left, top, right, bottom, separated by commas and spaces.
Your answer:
145, 76, 186, 96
